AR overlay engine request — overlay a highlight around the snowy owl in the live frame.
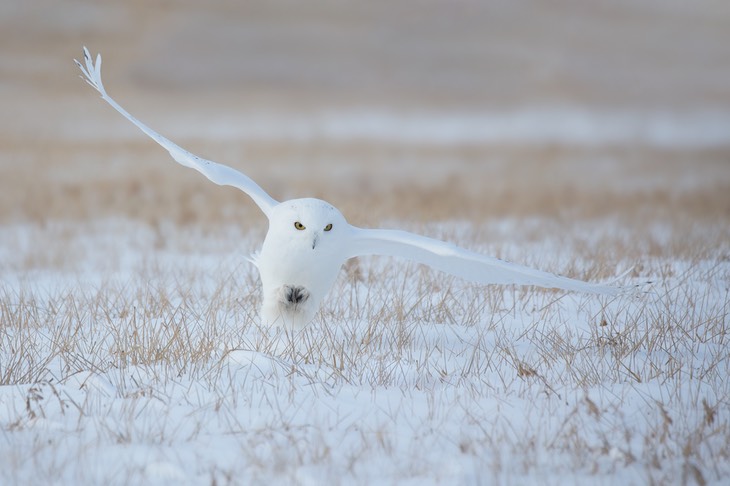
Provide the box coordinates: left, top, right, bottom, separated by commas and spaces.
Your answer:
76, 48, 623, 329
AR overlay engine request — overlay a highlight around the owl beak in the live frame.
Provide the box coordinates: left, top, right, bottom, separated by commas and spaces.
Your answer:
312, 233, 319, 250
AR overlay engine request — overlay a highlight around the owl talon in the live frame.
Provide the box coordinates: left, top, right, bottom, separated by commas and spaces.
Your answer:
282, 285, 309, 307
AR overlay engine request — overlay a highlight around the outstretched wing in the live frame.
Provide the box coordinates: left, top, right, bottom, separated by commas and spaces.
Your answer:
75, 47, 278, 218
346, 226, 623, 295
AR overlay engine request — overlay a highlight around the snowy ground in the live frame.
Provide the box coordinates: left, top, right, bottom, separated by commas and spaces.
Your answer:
2, 1, 729, 484
1, 218, 728, 484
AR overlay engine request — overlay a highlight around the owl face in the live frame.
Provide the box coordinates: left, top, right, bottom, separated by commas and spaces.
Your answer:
269, 198, 347, 250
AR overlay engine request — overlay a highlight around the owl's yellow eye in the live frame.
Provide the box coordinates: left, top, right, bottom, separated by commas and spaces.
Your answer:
294, 222, 306, 230
324, 223, 333, 232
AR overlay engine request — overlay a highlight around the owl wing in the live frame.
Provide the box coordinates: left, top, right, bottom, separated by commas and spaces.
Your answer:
75, 47, 278, 218
345, 226, 624, 295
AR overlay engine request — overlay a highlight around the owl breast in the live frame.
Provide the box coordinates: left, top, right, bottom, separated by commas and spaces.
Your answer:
255, 236, 344, 328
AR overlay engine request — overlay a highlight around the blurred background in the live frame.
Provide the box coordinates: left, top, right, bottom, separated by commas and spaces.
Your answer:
2, 0, 729, 227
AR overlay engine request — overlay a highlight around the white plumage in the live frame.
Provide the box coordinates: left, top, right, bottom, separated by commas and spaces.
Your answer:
76, 48, 624, 329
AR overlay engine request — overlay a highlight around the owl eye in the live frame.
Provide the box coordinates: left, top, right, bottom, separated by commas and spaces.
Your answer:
294, 222, 306, 230
324, 223, 333, 232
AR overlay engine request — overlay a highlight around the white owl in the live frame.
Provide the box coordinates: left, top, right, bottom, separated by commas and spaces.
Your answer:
77, 48, 624, 329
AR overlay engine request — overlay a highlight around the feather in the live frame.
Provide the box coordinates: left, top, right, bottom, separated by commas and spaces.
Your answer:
345, 227, 622, 295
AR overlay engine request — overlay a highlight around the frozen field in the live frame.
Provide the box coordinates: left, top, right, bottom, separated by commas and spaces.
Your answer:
1, 216, 728, 484
2, 0, 730, 484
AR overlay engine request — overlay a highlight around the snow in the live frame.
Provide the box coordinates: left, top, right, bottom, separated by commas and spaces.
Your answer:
61, 107, 730, 148
1, 219, 728, 484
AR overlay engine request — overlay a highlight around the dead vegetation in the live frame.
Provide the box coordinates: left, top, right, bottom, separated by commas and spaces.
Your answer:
2, 1, 729, 481
1, 216, 728, 483
3, 138, 729, 228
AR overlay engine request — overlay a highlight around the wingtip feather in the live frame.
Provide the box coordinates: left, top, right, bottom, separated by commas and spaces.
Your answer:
75, 47, 107, 96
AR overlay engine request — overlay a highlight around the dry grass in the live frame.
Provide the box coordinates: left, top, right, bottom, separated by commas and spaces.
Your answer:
1, 216, 728, 483
3, 137, 729, 227
2, 1, 730, 482
2, 116, 729, 483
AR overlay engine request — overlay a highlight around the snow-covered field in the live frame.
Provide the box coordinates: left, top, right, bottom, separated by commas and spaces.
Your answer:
2, 1, 730, 483
1, 218, 728, 484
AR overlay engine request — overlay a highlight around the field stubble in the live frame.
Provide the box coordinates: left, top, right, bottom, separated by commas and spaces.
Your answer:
2, 0, 729, 481
3, 137, 729, 226
1, 148, 728, 481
